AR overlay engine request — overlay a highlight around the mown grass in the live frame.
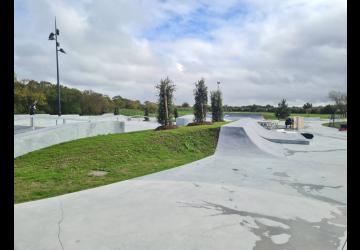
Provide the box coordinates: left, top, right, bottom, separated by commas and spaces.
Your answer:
322, 122, 347, 129
118, 108, 156, 117
14, 122, 227, 203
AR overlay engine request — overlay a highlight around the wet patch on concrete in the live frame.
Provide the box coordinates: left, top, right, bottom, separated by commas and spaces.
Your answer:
221, 186, 235, 193
273, 172, 289, 177
88, 170, 108, 177
178, 201, 346, 250
278, 181, 345, 205
285, 148, 346, 156
193, 183, 200, 188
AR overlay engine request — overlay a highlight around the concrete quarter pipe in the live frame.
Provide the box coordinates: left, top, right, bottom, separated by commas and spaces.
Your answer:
14, 119, 347, 250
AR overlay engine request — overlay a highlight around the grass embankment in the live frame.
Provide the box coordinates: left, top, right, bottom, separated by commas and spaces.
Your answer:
322, 122, 347, 129
14, 122, 227, 203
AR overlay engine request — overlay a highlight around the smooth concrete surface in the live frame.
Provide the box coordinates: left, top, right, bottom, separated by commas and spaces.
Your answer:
224, 113, 264, 120
176, 115, 194, 126
14, 115, 160, 158
14, 118, 346, 250
14, 121, 125, 158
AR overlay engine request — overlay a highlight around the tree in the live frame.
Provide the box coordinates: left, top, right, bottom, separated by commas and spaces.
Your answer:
174, 107, 178, 119
181, 102, 190, 108
320, 104, 336, 114
211, 90, 223, 122
112, 96, 125, 109
303, 102, 312, 114
193, 78, 208, 123
156, 77, 176, 126
328, 91, 347, 117
144, 107, 150, 121
144, 101, 158, 113
275, 99, 290, 119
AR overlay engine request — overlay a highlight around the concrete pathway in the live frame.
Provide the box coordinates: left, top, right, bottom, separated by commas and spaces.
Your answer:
14, 119, 346, 250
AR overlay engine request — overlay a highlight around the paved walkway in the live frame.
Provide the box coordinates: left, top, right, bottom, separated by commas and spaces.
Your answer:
14, 119, 346, 250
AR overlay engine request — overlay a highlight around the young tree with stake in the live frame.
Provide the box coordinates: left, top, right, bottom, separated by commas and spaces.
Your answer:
193, 78, 208, 123
156, 77, 175, 126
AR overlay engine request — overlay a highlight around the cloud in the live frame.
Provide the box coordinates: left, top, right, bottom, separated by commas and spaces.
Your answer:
14, 0, 346, 106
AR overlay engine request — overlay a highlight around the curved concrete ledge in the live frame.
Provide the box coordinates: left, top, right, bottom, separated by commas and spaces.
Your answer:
14, 121, 124, 158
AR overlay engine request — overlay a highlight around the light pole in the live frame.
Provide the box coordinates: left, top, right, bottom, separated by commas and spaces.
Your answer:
217, 81, 220, 90
48, 17, 66, 116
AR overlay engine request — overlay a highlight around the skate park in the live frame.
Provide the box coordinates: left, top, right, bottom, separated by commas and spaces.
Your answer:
14, 115, 347, 250
14, 114, 160, 157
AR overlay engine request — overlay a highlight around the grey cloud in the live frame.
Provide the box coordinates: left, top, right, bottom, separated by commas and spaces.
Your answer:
14, 0, 346, 106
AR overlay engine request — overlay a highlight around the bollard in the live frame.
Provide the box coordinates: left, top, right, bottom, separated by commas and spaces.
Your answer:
30, 116, 35, 130
63, 119, 66, 124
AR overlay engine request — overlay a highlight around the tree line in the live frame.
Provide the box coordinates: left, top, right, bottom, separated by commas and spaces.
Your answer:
14, 75, 157, 115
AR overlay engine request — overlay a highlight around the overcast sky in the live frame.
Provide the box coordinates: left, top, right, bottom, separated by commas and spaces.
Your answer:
14, 0, 347, 106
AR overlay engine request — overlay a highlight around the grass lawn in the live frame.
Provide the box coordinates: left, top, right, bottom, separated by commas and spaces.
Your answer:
118, 108, 156, 117
14, 122, 227, 203
322, 122, 347, 129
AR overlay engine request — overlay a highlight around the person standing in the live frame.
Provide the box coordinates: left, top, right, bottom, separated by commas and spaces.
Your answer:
29, 100, 37, 115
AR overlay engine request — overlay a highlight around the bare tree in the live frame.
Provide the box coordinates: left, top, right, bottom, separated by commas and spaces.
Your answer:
328, 91, 347, 117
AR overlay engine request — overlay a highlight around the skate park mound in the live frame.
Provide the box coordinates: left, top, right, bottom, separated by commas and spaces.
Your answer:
14, 122, 227, 203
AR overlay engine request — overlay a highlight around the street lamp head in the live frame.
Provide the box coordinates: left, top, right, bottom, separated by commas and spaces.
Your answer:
59, 48, 66, 54
48, 33, 55, 40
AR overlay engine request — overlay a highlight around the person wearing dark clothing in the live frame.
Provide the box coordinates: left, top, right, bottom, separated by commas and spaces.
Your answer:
285, 117, 293, 129
29, 101, 37, 115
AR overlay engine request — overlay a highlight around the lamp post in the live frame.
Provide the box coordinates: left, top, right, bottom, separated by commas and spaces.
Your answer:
217, 81, 220, 90
48, 17, 66, 116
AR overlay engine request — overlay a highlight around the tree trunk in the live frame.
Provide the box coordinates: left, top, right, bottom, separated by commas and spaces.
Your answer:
201, 103, 204, 122
164, 89, 169, 126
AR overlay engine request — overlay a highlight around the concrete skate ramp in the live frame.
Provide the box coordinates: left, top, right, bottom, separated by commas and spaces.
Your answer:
215, 118, 308, 158
245, 118, 310, 145
215, 122, 285, 158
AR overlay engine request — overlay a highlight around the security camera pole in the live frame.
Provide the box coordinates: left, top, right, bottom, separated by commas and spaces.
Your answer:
48, 17, 66, 116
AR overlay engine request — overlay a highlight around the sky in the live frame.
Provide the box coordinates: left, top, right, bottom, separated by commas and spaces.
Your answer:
14, 0, 347, 106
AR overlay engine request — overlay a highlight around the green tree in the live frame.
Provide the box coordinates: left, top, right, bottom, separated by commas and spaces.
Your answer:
181, 102, 190, 108
303, 102, 312, 114
210, 90, 223, 122
193, 78, 208, 123
156, 77, 176, 126
144, 101, 158, 113
275, 99, 290, 119
144, 107, 150, 121
174, 107, 178, 119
